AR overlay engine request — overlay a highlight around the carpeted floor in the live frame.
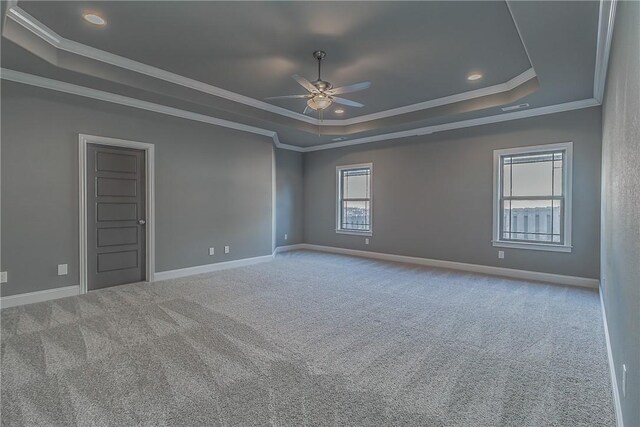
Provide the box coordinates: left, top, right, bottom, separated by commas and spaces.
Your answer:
1, 250, 614, 426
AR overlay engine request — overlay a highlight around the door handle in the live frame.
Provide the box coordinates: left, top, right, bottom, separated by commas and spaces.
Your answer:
138, 219, 146, 225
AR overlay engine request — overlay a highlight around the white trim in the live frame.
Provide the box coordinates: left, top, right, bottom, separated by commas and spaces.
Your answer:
272, 146, 277, 253
0, 69, 599, 153
5, 5, 537, 127
302, 99, 600, 152
1, 2, 614, 153
273, 244, 307, 254
78, 134, 156, 294
505, 2, 536, 73
492, 241, 572, 253
335, 230, 373, 237
5, 7, 317, 125
336, 163, 373, 235
0, 69, 293, 147
0, 285, 79, 309
319, 68, 537, 126
600, 288, 625, 427
0, 68, 303, 152
1, 248, 292, 307
154, 254, 274, 281
0, 245, 599, 308
297, 244, 599, 288
594, 0, 618, 103
492, 142, 573, 252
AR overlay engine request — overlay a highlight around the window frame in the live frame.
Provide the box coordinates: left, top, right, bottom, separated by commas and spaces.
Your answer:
336, 163, 373, 236
492, 142, 573, 253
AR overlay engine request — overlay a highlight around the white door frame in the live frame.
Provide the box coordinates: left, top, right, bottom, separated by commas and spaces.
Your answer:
78, 134, 155, 294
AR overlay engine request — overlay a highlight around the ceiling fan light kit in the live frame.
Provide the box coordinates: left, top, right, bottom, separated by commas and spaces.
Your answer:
307, 93, 332, 111
265, 50, 371, 115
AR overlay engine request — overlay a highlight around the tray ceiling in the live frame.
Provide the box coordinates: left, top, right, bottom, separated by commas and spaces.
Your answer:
1, 1, 608, 150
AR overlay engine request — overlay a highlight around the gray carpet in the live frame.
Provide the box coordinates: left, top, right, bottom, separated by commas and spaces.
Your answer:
1, 250, 614, 426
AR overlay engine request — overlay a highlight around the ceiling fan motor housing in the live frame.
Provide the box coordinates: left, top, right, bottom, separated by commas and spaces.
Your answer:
312, 80, 333, 92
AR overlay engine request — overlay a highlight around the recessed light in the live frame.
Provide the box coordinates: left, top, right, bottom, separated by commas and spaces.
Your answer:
467, 73, 483, 81
334, 109, 345, 114
83, 13, 106, 26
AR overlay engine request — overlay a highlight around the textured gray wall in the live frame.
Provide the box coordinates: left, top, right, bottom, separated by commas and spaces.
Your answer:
601, 1, 640, 425
304, 108, 602, 279
275, 148, 304, 247
1, 82, 274, 297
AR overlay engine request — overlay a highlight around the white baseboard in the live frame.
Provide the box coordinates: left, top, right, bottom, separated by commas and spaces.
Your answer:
0, 244, 599, 309
298, 244, 599, 288
273, 244, 307, 254
600, 288, 624, 427
0, 285, 80, 309
154, 254, 274, 281
0, 252, 280, 308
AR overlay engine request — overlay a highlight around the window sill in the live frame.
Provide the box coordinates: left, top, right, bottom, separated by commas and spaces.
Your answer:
492, 240, 573, 253
336, 229, 372, 237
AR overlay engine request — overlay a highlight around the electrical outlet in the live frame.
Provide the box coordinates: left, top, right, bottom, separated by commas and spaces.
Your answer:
622, 364, 627, 398
209, 247, 215, 256
224, 245, 230, 254
57, 264, 68, 276
284, 233, 288, 241
498, 250, 505, 259
0, 272, 7, 284
365, 238, 370, 245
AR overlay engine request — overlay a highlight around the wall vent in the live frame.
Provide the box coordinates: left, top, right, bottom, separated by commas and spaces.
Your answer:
501, 103, 530, 112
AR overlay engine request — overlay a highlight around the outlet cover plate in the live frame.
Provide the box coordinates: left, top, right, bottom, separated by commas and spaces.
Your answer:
0, 272, 7, 283
57, 264, 68, 276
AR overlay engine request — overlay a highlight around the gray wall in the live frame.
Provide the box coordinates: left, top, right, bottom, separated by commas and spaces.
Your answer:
275, 148, 304, 247
601, 1, 640, 425
304, 108, 602, 279
1, 81, 275, 297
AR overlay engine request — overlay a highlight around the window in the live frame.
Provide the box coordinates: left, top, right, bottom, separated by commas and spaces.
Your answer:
336, 163, 372, 234
493, 142, 572, 252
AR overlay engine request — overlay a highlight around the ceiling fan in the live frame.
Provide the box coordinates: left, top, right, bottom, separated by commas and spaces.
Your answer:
265, 50, 371, 115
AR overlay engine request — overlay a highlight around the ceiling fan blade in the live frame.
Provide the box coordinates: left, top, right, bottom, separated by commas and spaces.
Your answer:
327, 81, 371, 95
332, 97, 364, 108
264, 94, 311, 100
292, 74, 318, 93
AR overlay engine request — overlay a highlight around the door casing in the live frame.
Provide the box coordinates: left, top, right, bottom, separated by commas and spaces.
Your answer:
79, 134, 155, 294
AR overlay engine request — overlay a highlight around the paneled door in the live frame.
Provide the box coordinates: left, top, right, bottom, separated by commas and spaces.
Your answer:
86, 144, 146, 290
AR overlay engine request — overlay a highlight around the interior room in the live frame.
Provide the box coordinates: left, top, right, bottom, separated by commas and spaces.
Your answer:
1, 1, 638, 425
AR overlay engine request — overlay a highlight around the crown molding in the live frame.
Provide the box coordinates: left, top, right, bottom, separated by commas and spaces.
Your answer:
0, 68, 303, 152
1, 68, 599, 153
5, 5, 537, 127
5, 6, 317, 125
593, 0, 618, 103
299, 98, 601, 152
319, 68, 536, 126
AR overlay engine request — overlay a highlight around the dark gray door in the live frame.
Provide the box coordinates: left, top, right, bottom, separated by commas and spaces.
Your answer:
87, 144, 146, 290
